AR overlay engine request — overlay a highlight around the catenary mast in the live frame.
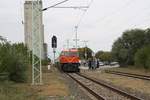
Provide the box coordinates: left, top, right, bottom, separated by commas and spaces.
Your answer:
31, 0, 42, 85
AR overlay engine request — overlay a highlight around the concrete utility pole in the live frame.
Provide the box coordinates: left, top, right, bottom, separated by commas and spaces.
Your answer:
67, 39, 70, 49
83, 40, 88, 60
73, 26, 80, 49
75, 26, 78, 49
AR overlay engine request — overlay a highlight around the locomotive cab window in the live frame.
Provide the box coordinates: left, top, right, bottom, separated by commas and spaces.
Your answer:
69, 52, 79, 57
60, 51, 79, 57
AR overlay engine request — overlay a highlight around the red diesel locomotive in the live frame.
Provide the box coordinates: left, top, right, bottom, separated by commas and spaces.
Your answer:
59, 48, 80, 72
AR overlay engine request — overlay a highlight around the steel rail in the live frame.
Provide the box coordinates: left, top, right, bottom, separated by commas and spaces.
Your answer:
66, 73, 106, 100
77, 73, 143, 100
106, 70, 150, 78
105, 70, 150, 81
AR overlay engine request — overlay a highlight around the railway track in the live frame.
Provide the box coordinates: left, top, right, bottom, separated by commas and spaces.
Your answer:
105, 70, 150, 81
67, 73, 105, 100
66, 73, 143, 100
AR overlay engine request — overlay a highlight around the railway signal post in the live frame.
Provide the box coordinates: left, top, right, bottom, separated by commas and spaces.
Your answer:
52, 35, 57, 64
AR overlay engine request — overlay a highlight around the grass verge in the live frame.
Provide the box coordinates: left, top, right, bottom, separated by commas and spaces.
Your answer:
0, 66, 69, 100
108, 66, 150, 75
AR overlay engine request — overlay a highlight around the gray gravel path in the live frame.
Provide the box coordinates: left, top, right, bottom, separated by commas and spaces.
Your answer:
45, 72, 92, 100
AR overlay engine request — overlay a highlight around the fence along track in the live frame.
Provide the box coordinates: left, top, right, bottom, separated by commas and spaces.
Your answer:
77, 73, 143, 100
105, 70, 150, 81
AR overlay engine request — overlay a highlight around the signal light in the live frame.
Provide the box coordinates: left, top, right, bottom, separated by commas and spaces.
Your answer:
52, 35, 57, 48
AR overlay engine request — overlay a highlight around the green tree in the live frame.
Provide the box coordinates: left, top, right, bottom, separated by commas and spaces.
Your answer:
78, 47, 93, 60
112, 29, 146, 66
145, 28, 150, 45
95, 51, 103, 59
134, 45, 150, 69
0, 36, 28, 82
0, 36, 7, 42
95, 51, 112, 62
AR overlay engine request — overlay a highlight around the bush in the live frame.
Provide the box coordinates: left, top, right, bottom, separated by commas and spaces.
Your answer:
7, 52, 27, 82
134, 45, 150, 69
42, 58, 51, 66
0, 42, 28, 82
42, 60, 48, 66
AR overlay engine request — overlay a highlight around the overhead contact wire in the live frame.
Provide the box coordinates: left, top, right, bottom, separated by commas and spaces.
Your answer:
77, 0, 94, 27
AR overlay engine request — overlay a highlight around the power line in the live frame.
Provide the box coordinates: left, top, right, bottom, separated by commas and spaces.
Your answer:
73, 0, 94, 49
105, 4, 150, 33
126, 18, 150, 29
42, 0, 70, 11
50, 6, 89, 9
77, 0, 93, 27
31, 0, 73, 85
43, 0, 90, 50
108, 2, 150, 26
96, 0, 135, 24
92, 0, 150, 35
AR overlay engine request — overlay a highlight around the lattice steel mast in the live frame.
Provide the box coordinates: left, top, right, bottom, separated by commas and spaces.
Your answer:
32, 0, 42, 85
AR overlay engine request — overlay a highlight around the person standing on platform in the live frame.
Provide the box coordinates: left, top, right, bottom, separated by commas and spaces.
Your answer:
88, 59, 92, 69
96, 59, 99, 68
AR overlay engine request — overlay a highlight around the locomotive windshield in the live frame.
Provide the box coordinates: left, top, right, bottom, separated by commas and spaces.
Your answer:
61, 51, 79, 57
69, 52, 78, 56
